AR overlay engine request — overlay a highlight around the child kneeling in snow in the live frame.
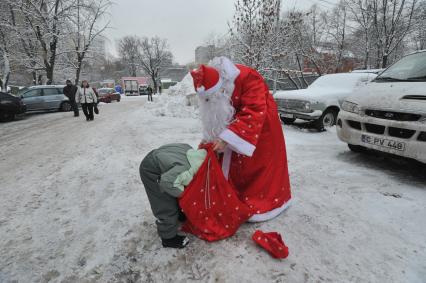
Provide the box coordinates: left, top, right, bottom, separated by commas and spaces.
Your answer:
139, 143, 207, 249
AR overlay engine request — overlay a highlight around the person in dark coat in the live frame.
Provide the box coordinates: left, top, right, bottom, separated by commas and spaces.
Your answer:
146, 85, 153, 102
63, 80, 79, 117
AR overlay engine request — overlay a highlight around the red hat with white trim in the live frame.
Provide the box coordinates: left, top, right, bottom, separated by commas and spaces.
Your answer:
190, 65, 223, 96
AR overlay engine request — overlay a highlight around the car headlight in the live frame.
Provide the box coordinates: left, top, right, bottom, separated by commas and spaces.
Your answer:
304, 102, 311, 110
341, 101, 360, 114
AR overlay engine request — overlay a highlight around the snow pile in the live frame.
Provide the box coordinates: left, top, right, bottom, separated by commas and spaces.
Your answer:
167, 73, 194, 97
146, 73, 199, 119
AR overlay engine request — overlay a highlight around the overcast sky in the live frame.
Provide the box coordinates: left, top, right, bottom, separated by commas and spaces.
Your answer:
104, 0, 336, 65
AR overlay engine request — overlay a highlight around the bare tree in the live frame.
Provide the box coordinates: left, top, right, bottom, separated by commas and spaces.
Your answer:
68, 0, 112, 84
346, 0, 375, 68
118, 36, 141, 77
229, 0, 280, 70
410, 0, 426, 50
371, 0, 418, 67
138, 36, 173, 92
321, 1, 348, 72
0, 2, 12, 91
11, 0, 76, 83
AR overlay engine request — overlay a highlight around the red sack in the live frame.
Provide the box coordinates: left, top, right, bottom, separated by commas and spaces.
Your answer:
252, 230, 289, 259
179, 145, 252, 242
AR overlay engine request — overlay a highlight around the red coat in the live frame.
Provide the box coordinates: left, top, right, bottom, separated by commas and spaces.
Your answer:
218, 64, 291, 217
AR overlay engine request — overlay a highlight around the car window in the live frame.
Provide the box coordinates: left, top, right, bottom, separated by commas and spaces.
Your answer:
22, 89, 42, 98
43, 88, 60, 96
377, 52, 426, 81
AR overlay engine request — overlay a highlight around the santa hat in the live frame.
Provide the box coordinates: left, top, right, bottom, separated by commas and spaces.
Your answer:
190, 65, 223, 96
252, 230, 289, 259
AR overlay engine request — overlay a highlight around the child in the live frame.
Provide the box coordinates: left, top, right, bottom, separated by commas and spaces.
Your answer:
139, 143, 207, 248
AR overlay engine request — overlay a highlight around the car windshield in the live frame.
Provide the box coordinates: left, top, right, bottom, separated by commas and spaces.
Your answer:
309, 74, 366, 89
18, 87, 29, 95
375, 52, 426, 82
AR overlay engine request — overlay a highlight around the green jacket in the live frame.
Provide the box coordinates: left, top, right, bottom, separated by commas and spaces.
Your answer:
151, 143, 207, 197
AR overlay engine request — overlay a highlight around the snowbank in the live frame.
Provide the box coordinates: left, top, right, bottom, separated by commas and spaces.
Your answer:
146, 73, 199, 119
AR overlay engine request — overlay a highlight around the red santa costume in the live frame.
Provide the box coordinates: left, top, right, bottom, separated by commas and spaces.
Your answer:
191, 57, 292, 222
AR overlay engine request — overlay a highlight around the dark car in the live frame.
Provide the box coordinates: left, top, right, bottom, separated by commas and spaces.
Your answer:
0, 91, 26, 122
97, 88, 121, 103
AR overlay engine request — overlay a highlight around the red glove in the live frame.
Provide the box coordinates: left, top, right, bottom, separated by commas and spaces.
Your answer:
252, 230, 289, 259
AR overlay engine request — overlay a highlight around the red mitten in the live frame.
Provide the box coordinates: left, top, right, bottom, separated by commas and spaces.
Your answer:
252, 230, 289, 259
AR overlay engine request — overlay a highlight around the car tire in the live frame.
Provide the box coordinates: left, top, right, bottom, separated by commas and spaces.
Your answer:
60, 102, 72, 112
0, 111, 15, 122
348, 144, 366, 153
315, 108, 338, 131
280, 116, 296, 124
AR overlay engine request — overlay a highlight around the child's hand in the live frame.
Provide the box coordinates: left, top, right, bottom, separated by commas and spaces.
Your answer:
213, 139, 227, 152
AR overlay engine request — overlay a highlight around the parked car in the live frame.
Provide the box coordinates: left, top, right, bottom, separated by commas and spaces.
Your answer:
97, 88, 121, 103
337, 50, 426, 164
19, 85, 72, 112
0, 91, 26, 122
274, 72, 377, 130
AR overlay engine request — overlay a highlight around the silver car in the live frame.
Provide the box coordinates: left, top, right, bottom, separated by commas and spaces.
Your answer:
20, 85, 72, 112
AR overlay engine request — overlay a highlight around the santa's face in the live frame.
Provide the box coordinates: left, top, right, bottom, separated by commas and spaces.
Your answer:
198, 83, 235, 142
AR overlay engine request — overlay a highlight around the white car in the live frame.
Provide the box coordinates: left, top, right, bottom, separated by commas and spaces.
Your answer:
274, 72, 377, 130
337, 50, 426, 164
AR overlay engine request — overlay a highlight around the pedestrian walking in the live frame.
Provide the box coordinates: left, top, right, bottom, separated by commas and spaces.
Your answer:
63, 80, 79, 117
147, 85, 153, 102
76, 80, 97, 121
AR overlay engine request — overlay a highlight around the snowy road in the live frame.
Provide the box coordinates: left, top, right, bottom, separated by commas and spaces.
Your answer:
1, 97, 425, 283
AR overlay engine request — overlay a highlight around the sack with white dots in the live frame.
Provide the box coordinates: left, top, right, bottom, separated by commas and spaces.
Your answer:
178, 146, 252, 242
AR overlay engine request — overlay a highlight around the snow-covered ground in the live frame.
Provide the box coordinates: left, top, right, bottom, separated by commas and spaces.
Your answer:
0, 96, 425, 283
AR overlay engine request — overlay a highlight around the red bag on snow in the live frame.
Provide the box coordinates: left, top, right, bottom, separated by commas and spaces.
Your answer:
252, 230, 289, 259
179, 145, 252, 242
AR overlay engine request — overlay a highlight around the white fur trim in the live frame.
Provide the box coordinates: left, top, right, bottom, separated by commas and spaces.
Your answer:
247, 199, 292, 223
209, 57, 240, 83
196, 77, 223, 96
219, 129, 256, 157
222, 146, 232, 180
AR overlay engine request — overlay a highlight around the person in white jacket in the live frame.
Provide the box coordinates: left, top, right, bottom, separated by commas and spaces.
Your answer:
76, 80, 98, 121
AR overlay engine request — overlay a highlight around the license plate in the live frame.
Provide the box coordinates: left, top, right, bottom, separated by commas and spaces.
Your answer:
281, 113, 294, 119
361, 134, 405, 151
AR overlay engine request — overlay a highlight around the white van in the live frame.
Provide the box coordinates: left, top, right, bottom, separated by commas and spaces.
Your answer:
337, 50, 426, 163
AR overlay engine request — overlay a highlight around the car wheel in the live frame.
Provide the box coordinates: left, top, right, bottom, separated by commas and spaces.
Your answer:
280, 116, 296, 124
315, 109, 338, 131
0, 111, 15, 122
348, 144, 366, 153
60, 102, 72, 112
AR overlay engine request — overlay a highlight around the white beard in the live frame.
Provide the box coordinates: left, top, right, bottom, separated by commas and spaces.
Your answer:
198, 79, 235, 142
